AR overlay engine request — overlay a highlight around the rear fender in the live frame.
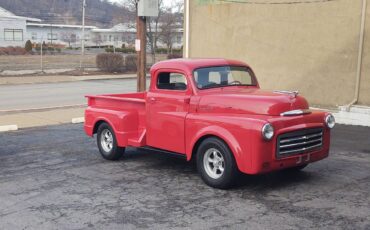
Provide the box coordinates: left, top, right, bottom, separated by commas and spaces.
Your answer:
90, 109, 139, 147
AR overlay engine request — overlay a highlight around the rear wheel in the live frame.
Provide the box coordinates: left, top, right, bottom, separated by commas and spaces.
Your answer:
97, 123, 125, 161
196, 137, 238, 189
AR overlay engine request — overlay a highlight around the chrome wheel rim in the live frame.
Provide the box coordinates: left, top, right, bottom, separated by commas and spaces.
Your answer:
203, 148, 225, 179
101, 129, 114, 153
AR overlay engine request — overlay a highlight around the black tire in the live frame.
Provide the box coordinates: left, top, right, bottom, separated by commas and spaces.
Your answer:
96, 123, 125, 161
196, 137, 238, 189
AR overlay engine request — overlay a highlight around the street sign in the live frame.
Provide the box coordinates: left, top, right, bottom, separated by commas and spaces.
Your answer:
138, 0, 159, 17
135, 39, 141, 52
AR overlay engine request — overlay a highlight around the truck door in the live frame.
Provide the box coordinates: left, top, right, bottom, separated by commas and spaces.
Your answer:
146, 70, 191, 154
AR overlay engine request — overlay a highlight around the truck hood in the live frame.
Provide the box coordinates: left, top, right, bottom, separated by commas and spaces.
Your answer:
197, 88, 309, 116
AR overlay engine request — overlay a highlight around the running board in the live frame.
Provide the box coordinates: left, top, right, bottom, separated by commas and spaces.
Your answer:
137, 146, 187, 160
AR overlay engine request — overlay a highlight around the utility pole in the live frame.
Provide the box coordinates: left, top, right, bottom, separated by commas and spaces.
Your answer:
80, 0, 86, 70
137, 16, 147, 92
50, 23, 53, 45
40, 39, 44, 73
136, 0, 158, 92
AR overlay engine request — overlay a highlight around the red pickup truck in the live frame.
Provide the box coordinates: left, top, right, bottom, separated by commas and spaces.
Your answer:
85, 59, 335, 189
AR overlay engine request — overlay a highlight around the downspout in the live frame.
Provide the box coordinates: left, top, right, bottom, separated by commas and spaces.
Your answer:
185, 0, 190, 58
347, 0, 367, 111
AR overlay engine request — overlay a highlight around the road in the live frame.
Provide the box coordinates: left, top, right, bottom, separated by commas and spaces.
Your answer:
0, 124, 369, 229
0, 78, 149, 111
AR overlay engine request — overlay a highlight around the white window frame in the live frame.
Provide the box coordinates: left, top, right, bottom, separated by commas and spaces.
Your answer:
4, 29, 23, 41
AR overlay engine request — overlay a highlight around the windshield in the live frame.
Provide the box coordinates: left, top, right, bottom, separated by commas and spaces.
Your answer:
193, 66, 256, 89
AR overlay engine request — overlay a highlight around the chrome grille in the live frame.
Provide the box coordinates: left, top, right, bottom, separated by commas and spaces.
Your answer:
277, 128, 323, 158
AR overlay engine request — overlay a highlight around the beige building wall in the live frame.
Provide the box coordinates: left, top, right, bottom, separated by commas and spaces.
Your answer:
359, 0, 370, 105
187, 0, 369, 107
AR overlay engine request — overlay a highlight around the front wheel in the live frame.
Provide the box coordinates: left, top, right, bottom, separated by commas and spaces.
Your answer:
196, 137, 238, 189
97, 123, 125, 161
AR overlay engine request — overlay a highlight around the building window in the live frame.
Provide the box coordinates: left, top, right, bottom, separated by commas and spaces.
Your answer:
31, 32, 37, 40
4, 29, 23, 41
47, 33, 58, 40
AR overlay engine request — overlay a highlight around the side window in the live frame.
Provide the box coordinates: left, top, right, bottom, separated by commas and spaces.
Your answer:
209, 71, 221, 84
157, 72, 187, 91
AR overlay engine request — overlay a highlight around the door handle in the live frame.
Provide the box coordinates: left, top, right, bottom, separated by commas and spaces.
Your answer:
149, 97, 156, 103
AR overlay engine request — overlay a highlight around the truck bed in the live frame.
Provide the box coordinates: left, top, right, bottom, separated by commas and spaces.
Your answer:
85, 92, 147, 147
86, 92, 146, 105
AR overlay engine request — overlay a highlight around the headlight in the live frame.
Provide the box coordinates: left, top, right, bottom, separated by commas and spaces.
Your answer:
325, 114, 335, 129
262, 123, 274, 140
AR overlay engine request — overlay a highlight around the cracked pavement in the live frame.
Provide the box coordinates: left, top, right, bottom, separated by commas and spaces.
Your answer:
0, 124, 369, 229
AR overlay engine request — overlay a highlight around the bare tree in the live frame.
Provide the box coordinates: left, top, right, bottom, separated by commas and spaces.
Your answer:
61, 32, 77, 48
146, 0, 164, 64
159, 10, 177, 54
120, 0, 139, 12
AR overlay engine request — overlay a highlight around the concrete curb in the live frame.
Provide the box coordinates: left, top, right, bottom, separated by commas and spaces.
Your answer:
0, 125, 18, 132
72, 117, 85, 124
0, 104, 86, 115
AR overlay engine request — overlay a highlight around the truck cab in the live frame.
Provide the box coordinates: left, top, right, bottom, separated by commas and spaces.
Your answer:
85, 59, 335, 189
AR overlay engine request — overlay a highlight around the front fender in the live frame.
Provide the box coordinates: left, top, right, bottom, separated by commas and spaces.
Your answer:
187, 125, 244, 170
185, 114, 268, 173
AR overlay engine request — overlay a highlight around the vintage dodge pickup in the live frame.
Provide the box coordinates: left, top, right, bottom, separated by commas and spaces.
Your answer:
85, 59, 335, 189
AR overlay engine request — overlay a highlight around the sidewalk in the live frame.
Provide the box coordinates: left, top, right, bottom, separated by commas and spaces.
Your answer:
0, 73, 136, 85
0, 107, 85, 129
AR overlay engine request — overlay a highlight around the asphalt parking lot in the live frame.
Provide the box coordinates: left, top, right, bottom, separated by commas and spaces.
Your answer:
0, 124, 369, 229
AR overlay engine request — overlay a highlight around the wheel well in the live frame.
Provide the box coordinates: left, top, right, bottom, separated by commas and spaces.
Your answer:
191, 135, 228, 161
93, 120, 106, 134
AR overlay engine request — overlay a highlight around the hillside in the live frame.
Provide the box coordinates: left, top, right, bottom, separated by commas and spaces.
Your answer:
0, 0, 133, 27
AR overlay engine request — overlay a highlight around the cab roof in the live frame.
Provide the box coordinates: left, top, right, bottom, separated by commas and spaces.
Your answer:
150, 58, 250, 74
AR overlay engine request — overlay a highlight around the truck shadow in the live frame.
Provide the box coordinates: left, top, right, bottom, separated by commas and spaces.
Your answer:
123, 148, 316, 191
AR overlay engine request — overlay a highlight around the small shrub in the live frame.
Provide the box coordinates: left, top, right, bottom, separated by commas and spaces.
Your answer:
172, 48, 182, 54
155, 47, 168, 54
0, 47, 7, 55
56, 48, 61, 53
105, 48, 114, 53
124, 47, 135, 53
25, 40, 33, 52
167, 53, 183, 59
2, 46, 28, 55
96, 53, 124, 72
125, 54, 137, 71
121, 43, 126, 49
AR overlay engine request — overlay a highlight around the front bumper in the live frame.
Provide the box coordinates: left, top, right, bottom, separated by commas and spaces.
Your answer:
240, 112, 331, 175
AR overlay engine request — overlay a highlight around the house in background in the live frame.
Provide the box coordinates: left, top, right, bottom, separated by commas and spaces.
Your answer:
91, 23, 136, 48
0, 6, 41, 47
27, 23, 97, 48
91, 23, 184, 49
0, 6, 184, 49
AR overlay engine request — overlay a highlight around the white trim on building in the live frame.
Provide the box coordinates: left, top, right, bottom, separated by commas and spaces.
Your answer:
0, 6, 41, 47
